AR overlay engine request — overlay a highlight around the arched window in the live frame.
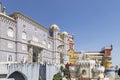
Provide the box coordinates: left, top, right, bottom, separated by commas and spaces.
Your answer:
82, 69, 87, 75
8, 27, 14, 37
8, 55, 12, 61
22, 31, 27, 40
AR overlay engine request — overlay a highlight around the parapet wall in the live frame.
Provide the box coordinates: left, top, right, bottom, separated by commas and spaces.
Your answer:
0, 63, 60, 80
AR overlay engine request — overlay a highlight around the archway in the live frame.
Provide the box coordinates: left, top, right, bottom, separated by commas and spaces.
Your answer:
8, 71, 27, 80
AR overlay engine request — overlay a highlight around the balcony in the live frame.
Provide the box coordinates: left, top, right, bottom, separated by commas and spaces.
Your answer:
28, 40, 45, 48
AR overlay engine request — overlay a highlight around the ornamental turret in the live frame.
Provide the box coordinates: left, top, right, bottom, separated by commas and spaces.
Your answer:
102, 45, 113, 68
49, 24, 60, 64
49, 24, 60, 38
2, 6, 6, 15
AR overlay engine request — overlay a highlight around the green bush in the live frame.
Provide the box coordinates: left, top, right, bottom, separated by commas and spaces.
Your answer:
53, 72, 62, 80
53, 66, 70, 80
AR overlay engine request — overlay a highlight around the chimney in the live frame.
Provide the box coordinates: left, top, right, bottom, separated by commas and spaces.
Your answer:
0, 2, 2, 13
2, 6, 6, 15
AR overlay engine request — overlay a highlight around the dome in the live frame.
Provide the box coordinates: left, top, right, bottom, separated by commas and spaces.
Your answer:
50, 24, 59, 30
61, 31, 68, 36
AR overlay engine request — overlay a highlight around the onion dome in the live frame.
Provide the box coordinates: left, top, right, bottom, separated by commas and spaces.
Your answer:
50, 24, 60, 30
61, 31, 68, 36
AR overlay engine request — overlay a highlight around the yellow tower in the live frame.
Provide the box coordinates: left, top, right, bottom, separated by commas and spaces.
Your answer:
102, 46, 112, 68
103, 56, 112, 68
68, 49, 79, 64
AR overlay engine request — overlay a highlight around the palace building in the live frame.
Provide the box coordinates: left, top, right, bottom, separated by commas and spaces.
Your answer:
0, 3, 72, 65
0, 2, 116, 80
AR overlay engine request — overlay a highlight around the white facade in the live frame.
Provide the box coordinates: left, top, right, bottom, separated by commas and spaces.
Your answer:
0, 11, 72, 64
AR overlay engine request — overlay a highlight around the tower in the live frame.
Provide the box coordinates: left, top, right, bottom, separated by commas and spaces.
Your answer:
61, 32, 69, 64
49, 24, 60, 64
102, 45, 112, 68
102, 45, 115, 78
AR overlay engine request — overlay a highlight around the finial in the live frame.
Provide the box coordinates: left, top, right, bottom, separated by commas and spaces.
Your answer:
111, 44, 113, 50
2, 6, 6, 15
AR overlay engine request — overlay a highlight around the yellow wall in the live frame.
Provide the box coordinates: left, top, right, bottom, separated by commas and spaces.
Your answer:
68, 49, 79, 64
103, 56, 112, 68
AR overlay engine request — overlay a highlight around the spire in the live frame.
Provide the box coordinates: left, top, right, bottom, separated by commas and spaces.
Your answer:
2, 6, 6, 15
111, 44, 113, 50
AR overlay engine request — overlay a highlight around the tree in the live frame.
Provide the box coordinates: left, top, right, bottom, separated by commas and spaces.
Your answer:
53, 72, 62, 80
53, 65, 71, 80
60, 66, 64, 72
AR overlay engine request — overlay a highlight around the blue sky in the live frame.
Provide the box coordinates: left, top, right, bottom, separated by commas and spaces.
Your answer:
1, 0, 120, 65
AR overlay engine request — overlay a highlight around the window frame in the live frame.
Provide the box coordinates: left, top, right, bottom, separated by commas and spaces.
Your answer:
7, 27, 14, 38
8, 41, 13, 49
8, 55, 12, 61
22, 44, 27, 51
22, 31, 27, 40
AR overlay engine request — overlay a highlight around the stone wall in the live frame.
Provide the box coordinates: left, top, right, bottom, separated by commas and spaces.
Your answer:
0, 63, 60, 80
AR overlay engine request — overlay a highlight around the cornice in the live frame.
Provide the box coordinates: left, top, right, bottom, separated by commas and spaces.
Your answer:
0, 13, 16, 22
10, 12, 48, 32
0, 13, 16, 26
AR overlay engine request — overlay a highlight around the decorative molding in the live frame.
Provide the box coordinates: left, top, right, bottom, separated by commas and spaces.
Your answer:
0, 49, 16, 53
17, 52, 28, 55
11, 12, 48, 32
0, 14, 16, 27
0, 37, 16, 42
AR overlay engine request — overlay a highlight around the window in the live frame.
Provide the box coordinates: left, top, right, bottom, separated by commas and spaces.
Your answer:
35, 27, 37, 33
43, 40, 46, 45
8, 41, 13, 49
57, 45, 64, 53
22, 44, 27, 51
21, 56, 27, 63
48, 42, 51, 49
8, 55, 12, 61
22, 31, 27, 40
33, 36, 38, 42
82, 69, 87, 75
23, 25, 26, 29
8, 27, 14, 37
